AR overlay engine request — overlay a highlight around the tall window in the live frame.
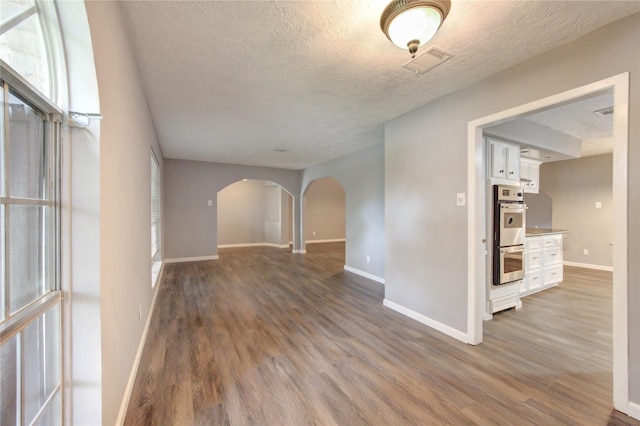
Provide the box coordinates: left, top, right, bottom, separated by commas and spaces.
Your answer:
0, 63, 62, 426
151, 154, 161, 286
1, 1, 63, 424
0, 0, 53, 102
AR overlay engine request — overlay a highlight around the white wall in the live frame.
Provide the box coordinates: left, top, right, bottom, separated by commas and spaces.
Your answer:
85, 2, 164, 424
384, 13, 639, 406
56, 2, 102, 423
304, 177, 345, 242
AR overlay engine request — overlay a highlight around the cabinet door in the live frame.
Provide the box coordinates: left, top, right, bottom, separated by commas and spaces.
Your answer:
521, 158, 540, 194
490, 142, 507, 179
520, 161, 531, 181
506, 144, 520, 181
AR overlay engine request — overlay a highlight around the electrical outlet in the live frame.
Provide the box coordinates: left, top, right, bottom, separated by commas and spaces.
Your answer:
366, 255, 371, 263
456, 192, 466, 206
313, 231, 316, 236
583, 249, 589, 255
208, 200, 212, 206
595, 201, 602, 209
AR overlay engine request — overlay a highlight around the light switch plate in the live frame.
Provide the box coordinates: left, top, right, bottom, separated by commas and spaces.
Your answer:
457, 193, 466, 206
208, 200, 213, 206
595, 201, 602, 209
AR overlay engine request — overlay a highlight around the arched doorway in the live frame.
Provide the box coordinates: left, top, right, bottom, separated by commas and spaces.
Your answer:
217, 179, 294, 250
302, 177, 345, 259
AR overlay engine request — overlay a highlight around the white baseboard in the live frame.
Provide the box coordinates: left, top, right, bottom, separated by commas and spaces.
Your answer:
218, 242, 290, 249
563, 261, 613, 272
305, 238, 346, 244
628, 401, 640, 421
292, 249, 307, 254
164, 255, 219, 263
116, 265, 164, 425
383, 299, 468, 344
343, 265, 385, 284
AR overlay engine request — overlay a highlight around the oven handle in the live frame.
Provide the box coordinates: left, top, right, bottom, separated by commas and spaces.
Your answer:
500, 204, 526, 212
500, 246, 526, 254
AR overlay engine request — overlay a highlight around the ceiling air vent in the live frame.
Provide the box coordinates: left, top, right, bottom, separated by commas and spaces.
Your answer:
402, 46, 454, 75
594, 106, 614, 116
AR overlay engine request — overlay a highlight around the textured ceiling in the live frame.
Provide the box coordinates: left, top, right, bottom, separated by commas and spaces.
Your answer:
524, 92, 614, 157
120, 1, 640, 169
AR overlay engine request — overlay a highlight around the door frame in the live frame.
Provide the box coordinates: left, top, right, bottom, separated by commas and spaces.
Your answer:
466, 73, 629, 412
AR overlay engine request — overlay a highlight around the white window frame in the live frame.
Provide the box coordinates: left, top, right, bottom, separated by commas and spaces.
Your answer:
150, 152, 161, 287
0, 59, 63, 426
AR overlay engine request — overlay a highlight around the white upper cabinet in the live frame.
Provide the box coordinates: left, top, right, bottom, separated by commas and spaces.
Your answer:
520, 158, 541, 193
487, 138, 520, 184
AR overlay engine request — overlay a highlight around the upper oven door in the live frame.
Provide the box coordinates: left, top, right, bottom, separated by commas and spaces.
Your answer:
498, 203, 526, 247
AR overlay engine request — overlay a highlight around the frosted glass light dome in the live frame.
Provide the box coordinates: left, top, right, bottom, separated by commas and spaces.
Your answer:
380, 0, 451, 57
387, 6, 443, 49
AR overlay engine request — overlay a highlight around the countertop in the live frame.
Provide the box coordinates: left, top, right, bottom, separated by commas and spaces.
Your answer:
526, 228, 570, 237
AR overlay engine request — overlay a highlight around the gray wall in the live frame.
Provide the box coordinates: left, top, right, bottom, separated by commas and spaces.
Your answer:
304, 177, 346, 242
281, 188, 291, 245
538, 154, 612, 267
165, 148, 383, 283
384, 13, 639, 403
302, 144, 385, 279
164, 159, 301, 258
524, 191, 552, 229
85, 1, 165, 424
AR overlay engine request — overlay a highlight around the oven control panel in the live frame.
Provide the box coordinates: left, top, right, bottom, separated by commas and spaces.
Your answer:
496, 185, 524, 202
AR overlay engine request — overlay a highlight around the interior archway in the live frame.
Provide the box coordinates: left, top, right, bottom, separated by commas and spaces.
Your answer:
302, 177, 346, 260
217, 179, 294, 251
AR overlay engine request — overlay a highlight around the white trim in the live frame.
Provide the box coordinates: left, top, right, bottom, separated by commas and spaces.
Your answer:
343, 265, 385, 284
164, 255, 219, 263
467, 72, 629, 415
628, 402, 640, 421
611, 73, 629, 413
292, 249, 307, 254
305, 238, 346, 244
115, 266, 164, 425
467, 124, 485, 345
217, 242, 289, 249
563, 261, 613, 272
383, 299, 468, 343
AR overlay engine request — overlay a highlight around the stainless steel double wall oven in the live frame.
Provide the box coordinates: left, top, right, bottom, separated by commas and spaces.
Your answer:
493, 185, 526, 285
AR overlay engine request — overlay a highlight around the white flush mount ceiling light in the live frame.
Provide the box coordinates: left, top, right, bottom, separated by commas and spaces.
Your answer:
380, 0, 451, 58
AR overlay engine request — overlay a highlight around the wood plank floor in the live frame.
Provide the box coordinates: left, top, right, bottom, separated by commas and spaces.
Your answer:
125, 242, 638, 425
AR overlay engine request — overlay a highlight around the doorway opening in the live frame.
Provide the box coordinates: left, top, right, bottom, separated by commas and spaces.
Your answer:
467, 73, 629, 412
302, 177, 346, 261
217, 179, 294, 251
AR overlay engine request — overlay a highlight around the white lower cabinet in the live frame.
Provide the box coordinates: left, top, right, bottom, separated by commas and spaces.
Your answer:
522, 233, 564, 296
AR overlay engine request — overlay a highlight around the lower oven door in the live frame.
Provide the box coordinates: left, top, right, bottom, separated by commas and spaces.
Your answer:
495, 245, 525, 285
